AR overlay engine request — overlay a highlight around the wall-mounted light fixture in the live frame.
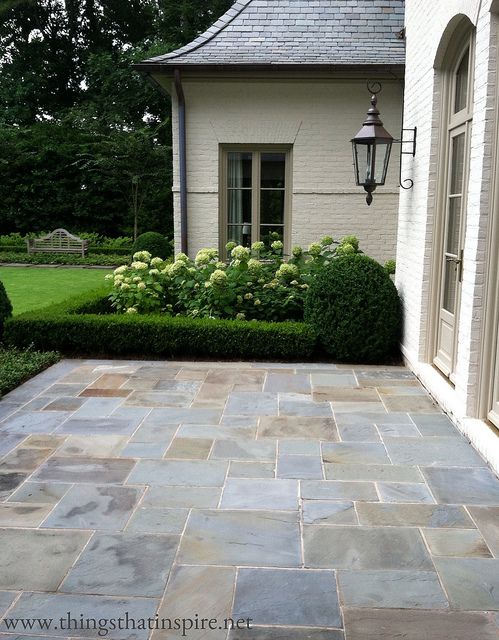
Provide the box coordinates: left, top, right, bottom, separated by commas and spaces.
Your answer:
351, 83, 417, 206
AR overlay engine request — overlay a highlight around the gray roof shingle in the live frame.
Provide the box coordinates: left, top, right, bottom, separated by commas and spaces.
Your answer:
139, 0, 405, 68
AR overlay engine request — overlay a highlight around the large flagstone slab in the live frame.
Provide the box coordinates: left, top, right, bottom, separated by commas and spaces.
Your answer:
383, 437, 486, 467
232, 568, 341, 628
467, 506, 499, 555
303, 525, 433, 570
422, 466, 499, 504
229, 630, 344, 640
42, 484, 142, 530
220, 479, 298, 510
0, 529, 90, 590
177, 510, 301, 567
33, 457, 135, 484
127, 460, 228, 487
142, 486, 221, 508
61, 532, 179, 597
258, 416, 338, 440
153, 565, 235, 640
300, 480, 378, 502
343, 609, 499, 640
338, 570, 447, 608
2, 592, 158, 639
433, 557, 499, 610
355, 503, 474, 528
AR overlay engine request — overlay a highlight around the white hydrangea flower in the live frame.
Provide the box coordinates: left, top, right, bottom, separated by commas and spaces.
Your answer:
137, 282, 146, 290
126, 307, 138, 314
104, 274, 114, 281
248, 258, 262, 271
133, 276, 142, 283
195, 249, 211, 266
131, 261, 148, 270
175, 252, 189, 263
133, 251, 152, 262
277, 263, 299, 278
121, 283, 130, 290
236, 312, 246, 320
149, 269, 160, 276
271, 240, 283, 251
170, 261, 185, 275
244, 292, 253, 300
114, 265, 127, 275
209, 269, 228, 286
251, 241, 265, 252
308, 242, 322, 257
150, 257, 163, 267
231, 245, 251, 261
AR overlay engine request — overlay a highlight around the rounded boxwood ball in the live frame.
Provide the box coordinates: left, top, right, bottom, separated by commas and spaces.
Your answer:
0, 279, 13, 337
133, 232, 171, 260
304, 254, 402, 363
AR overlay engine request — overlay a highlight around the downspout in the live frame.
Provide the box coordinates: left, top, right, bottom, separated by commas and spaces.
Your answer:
174, 69, 188, 255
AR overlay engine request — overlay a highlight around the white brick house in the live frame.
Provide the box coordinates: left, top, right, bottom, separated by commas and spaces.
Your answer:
137, 0, 405, 263
398, 0, 499, 471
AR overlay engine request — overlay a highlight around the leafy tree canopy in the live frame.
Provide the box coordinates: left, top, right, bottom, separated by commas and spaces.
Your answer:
0, 0, 233, 237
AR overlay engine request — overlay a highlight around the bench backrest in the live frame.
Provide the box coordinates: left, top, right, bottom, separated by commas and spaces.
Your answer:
32, 228, 87, 248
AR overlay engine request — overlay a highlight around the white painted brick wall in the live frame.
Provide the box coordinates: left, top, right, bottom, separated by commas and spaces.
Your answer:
168, 78, 403, 263
398, 1, 499, 438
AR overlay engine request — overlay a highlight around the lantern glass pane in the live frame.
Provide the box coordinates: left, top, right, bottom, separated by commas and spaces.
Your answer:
374, 141, 392, 185
352, 141, 375, 186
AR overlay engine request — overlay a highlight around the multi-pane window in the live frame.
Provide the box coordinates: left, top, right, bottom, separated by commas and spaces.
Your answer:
222, 147, 290, 253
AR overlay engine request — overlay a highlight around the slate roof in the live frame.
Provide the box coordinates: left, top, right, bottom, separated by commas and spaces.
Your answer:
139, 0, 405, 70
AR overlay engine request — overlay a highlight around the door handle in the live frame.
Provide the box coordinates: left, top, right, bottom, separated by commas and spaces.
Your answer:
446, 251, 464, 281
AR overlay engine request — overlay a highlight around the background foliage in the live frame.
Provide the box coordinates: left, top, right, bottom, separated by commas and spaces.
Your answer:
0, 0, 233, 237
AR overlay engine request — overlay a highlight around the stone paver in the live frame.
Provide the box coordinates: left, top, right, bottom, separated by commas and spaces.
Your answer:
0, 359, 499, 639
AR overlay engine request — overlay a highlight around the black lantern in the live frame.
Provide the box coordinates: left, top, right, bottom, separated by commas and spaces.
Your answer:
351, 92, 394, 206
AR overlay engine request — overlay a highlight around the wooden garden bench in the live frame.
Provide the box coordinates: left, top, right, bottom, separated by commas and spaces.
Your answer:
26, 229, 88, 257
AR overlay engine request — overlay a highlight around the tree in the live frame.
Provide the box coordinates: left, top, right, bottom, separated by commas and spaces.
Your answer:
76, 125, 172, 240
0, 0, 233, 236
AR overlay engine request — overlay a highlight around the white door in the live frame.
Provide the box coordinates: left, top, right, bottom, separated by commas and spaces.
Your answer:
434, 126, 468, 378
433, 44, 473, 380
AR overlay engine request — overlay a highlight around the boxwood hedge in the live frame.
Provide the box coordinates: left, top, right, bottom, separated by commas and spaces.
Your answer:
4, 289, 317, 360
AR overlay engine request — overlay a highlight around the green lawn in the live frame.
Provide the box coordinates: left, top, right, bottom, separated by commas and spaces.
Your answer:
0, 266, 111, 315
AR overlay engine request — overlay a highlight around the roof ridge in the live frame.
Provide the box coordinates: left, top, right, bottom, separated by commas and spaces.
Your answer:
150, 0, 254, 62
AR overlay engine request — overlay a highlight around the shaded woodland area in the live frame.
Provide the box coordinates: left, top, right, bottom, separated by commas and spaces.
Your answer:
0, 0, 232, 236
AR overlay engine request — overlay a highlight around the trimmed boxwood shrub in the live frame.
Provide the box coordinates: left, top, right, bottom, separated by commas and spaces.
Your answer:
304, 254, 402, 363
4, 289, 317, 360
132, 232, 171, 260
0, 279, 13, 337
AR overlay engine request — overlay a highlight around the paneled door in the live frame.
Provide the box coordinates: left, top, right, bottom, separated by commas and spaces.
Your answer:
434, 127, 467, 377
433, 44, 473, 380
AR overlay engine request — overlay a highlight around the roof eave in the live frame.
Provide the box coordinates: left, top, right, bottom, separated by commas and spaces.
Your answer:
133, 62, 405, 77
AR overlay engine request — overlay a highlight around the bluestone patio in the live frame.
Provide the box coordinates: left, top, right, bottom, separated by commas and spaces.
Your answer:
0, 359, 498, 639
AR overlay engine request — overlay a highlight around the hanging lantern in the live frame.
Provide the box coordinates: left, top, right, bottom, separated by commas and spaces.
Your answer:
351, 93, 394, 206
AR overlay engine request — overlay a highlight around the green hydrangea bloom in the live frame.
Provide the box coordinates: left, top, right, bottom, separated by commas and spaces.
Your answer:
209, 269, 228, 286
308, 242, 322, 257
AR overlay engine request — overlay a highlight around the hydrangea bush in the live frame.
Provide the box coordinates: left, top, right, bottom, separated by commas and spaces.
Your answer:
107, 236, 362, 321
106, 251, 169, 314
